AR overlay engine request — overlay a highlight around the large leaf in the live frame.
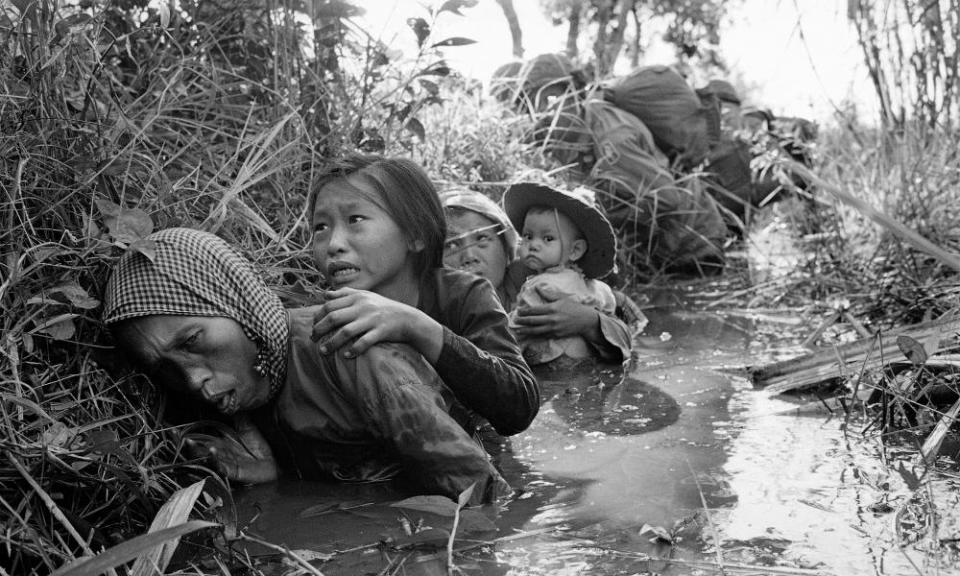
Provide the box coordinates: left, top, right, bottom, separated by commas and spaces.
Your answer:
457, 509, 496, 534
407, 17, 430, 48
50, 520, 218, 576
130, 480, 207, 576
391, 494, 457, 516
897, 335, 928, 366
431, 36, 476, 48
95, 199, 154, 245
31, 314, 78, 340
438, 0, 478, 16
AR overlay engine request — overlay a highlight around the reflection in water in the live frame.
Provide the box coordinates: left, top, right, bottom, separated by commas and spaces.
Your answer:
230, 298, 956, 575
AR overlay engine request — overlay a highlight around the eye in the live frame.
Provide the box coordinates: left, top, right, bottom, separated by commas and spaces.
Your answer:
476, 233, 491, 244
444, 238, 461, 251
522, 233, 533, 241
181, 331, 201, 351
544, 235, 555, 242
348, 214, 367, 224
313, 222, 329, 234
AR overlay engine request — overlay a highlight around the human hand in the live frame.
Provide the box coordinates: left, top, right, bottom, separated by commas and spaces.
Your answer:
310, 287, 441, 360
183, 415, 278, 485
511, 283, 600, 339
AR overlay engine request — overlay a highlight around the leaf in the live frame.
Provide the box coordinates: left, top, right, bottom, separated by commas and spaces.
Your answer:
897, 334, 928, 366
31, 314, 78, 340
50, 283, 100, 309
158, 1, 170, 27
456, 482, 476, 510
417, 62, 451, 77
419, 78, 439, 96
405, 118, 425, 142
130, 480, 207, 576
456, 509, 496, 534
52, 13, 92, 43
50, 520, 218, 576
391, 494, 457, 517
430, 36, 476, 48
407, 17, 430, 48
84, 429, 120, 453
438, 0, 478, 16
129, 238, 157, 262
95, 199, 154, 244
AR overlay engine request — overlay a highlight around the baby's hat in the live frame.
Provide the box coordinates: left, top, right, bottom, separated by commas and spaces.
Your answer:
502, 182, 617, 279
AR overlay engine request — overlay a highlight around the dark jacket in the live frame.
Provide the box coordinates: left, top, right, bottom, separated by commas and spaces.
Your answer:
252, 307, 508, 504
419, 268, 539, 436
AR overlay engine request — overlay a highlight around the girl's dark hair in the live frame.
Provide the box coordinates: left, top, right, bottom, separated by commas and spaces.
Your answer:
308, 153, 446, 279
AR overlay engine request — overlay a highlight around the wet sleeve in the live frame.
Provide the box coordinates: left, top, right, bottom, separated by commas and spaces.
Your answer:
433, 280, 539, 436
347, 344, 509, 504
586, 285, 640, 364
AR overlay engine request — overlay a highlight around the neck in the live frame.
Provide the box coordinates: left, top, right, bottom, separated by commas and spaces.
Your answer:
378, 268, 422, 307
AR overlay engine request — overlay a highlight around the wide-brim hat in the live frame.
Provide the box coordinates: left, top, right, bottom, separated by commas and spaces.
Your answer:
503, 182, 617, 279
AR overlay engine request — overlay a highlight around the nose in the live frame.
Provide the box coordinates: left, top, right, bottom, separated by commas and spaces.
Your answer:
325, 223, 348, 257
183, 365, 213, 398
460, 243, 482, 263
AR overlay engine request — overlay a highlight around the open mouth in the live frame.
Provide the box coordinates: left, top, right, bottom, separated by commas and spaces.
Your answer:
327, 261, 360, 284
211, 391, 237, 414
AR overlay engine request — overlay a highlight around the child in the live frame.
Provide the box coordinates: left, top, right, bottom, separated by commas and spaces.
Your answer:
308, 154, 538, 443
502, 182, 618, 366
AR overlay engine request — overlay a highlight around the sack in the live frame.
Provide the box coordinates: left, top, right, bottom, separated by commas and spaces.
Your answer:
606, 65, 711, 168
581, 99, 728, 274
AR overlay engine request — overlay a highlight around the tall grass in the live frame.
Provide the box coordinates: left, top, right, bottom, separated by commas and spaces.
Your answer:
790, 123, 960, 327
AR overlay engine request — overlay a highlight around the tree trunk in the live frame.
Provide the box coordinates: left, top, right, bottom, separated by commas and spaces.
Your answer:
603, 0, 634, 73
566, 3, 581, 59
495, 0, 524, 58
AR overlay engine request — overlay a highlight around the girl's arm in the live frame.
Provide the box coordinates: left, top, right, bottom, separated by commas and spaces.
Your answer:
311, 278, 540, 436
427, 272, 539, 436
310, 287, 445, 363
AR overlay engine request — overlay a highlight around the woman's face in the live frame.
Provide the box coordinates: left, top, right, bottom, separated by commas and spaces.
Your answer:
443, 210, 509, 289
117, 315, 272, 415
311, 176, 420, 303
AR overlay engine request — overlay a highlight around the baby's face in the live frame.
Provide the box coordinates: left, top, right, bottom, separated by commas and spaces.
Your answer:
518, 208, 582, 273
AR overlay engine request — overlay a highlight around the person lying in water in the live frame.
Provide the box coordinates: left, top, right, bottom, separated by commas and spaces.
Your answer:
102, 227, 509, 504
440, 188, 643, 365
306, 154, 538, 443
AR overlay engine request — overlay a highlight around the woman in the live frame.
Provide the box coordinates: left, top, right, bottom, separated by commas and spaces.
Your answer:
441, 188, 640, 364
102, 227, 508, 504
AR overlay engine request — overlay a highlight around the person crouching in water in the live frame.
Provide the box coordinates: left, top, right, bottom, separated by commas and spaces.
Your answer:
102, 227, 509, 504
502, 182, 619, 367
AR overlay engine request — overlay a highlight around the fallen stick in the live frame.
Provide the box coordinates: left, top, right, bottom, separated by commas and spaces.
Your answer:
750, 315, 960, 394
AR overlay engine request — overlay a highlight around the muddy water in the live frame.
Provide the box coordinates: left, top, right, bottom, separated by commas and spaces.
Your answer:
231, 292, 953, 575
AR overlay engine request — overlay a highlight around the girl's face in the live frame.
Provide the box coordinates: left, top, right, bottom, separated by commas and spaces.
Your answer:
519, 208, 584, 273
311, 175, 421, 304
117, 315, 271, 415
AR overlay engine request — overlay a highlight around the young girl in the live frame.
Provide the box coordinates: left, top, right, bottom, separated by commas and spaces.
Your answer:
308, 154, 538, 439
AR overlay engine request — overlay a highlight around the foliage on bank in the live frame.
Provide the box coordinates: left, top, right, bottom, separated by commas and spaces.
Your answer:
3, 0, 960, 575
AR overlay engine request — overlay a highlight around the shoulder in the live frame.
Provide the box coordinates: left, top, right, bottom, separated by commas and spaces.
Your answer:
432, 268, 498, 300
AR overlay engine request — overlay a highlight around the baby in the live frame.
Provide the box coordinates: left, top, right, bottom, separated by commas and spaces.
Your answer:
503, 182, 618, 366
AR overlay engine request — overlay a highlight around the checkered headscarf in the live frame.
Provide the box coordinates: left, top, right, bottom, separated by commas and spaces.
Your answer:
102, 228, 288, 395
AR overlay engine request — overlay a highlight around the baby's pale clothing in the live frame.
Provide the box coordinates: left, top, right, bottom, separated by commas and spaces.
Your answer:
509, 266, 617, 365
